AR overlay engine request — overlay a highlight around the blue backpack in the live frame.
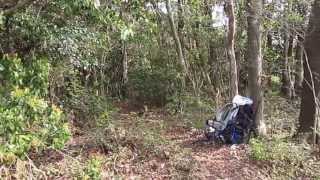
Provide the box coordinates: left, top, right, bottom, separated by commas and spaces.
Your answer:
205, 96, 255, 144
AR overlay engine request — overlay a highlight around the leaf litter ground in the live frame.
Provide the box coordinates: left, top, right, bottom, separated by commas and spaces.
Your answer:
23, 96, 319, 179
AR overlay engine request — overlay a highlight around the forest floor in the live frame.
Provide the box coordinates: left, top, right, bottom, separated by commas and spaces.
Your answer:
103, 112, 269, 179
30, 111, 269, 179
8, 96, 319, 179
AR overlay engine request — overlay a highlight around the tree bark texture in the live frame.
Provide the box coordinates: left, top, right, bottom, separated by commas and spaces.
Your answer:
294, 33, 304, 95
281, 33, 295, 98
298, 0, 320, 135
225, 0, 239, 97
122, 41, 128, 98
247, 0, 266, 136
166, 0, 188, 77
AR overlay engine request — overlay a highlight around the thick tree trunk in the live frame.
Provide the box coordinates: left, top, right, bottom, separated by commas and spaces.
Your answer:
225, 0, 239, 97
166, 0, 188, 77
298, 0, 320, 138
247, 0, 266, 136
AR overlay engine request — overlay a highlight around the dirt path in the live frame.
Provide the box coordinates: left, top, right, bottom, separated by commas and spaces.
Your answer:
95, 111, 271, 179
164, 126, 269, 180
29, 111, 270, 179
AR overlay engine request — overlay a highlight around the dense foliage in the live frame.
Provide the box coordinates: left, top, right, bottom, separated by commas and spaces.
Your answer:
0, 55, 70, 163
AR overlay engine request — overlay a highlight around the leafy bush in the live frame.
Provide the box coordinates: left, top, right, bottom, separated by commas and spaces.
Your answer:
62, 73, 115, 128
0, 55, 70, 163
0, 55, 25, 90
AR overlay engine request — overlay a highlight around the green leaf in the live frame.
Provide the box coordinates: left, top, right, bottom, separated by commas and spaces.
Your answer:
0, 64, 4, 71
0, 12, 4, 27
120, 26, 134, 41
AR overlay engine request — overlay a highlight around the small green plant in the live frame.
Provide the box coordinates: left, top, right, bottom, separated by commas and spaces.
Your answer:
83, 156, 104, 180
249, 138, 270, 161
140, 127, 168, 155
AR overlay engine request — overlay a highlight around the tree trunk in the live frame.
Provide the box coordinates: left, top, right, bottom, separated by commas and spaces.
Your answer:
3, 15, 14, 54
166, 0, 188, 78
151, 1, 165, 48
247, 0, 266, 136
267, 32, 272, 49
120, 1, 128, 98
294, 33, 304, 95
204, 0, 220, 100
281, 33, 294, 98
225, 0, 239, 97
122, 41, 128, 98
298, 0, 320, 140
177, 0, 186, 58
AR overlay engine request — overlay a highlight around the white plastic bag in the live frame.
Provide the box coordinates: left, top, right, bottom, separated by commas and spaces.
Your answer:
232, 95, 253, 106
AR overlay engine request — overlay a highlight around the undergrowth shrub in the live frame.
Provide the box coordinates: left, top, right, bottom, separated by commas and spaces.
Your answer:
250, 138, 306, 163
82, 155, 104, 180
0, 55, 70, 164
128, 66, 181, 106
249, 138, 270, 161
269, 75, 281, 95
249, 137, 320, 178
52, 66, 116, 128
166, 95, 214, 129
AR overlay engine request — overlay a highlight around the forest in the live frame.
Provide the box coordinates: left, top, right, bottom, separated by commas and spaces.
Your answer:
0, 0, 319, 179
